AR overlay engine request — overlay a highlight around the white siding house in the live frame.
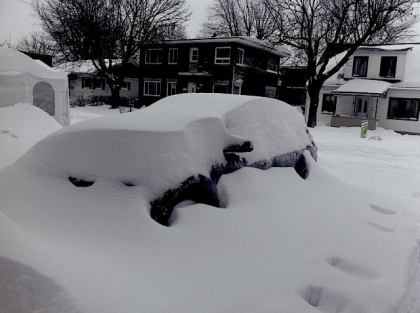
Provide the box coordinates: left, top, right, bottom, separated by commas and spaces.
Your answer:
309, 44, 420, 133
57, 61, 139, 106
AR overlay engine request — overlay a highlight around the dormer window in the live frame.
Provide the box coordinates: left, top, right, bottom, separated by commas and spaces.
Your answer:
380, 56, 397, 78
352, 56, 368, 77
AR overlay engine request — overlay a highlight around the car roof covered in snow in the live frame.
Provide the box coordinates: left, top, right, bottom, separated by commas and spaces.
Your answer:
19, 94, 312, 197
66, 94, 271, 132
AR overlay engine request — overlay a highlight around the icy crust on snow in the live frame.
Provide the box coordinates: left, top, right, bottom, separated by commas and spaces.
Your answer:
0, 151, 419, 313
0, 103, 61, 169
18, 94, 314, 197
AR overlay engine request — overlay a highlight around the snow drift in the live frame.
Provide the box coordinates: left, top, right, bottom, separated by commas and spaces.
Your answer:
0, 103, 61, 169
0, 94, 419, 313
18, 94, 317, 224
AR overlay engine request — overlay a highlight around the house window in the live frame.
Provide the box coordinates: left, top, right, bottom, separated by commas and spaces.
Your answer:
379, 56, 397, 78
267, 57, 278, 72
213, 81, 229, 93
322, 94, 336, 114
265, 86, 277, 98
352, 56, 368, 77
82, 77, 93, 89
167, 80, 177, 96
145, 49, 163, 64
144, 80, 161, 96
215, 47, 231, 64
387, 98, 420, 120
237, 48, 244, 65
190, 48, 199, 63
121, 81, 131, 91
93, 78, 103, 89
233, 85, 241, 95
168, 48, 178, 64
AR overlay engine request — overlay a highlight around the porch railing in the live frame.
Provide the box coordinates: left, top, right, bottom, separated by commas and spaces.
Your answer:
331, 115, 377, 130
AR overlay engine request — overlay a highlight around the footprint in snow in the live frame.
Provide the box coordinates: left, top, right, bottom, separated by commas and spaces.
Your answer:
300, 285, 362, 312
366, 221, 394, 233
0, 129, 10, 134
369, 204, 396, 215
325, 257, 378, 280
10, 133, 19, 139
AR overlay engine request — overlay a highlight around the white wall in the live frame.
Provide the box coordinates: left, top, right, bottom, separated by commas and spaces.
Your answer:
69, 75, 139, 105
311, 85, 338, 125
343, 50, 407, 81
376, 88, 420, 133
313, 86, 420, 134
335, 95, 353, 116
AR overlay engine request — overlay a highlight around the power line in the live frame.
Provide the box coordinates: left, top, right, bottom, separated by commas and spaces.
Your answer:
16, 0, 32, 6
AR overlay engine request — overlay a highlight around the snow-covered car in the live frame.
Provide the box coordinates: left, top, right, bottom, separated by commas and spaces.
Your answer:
0, 94, 419, 313
15, 94, 317, 225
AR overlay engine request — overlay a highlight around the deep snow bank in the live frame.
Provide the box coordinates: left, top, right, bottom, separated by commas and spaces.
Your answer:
0, 95, 419, 313
0, 152, 419, 313
0, 103, 61, 169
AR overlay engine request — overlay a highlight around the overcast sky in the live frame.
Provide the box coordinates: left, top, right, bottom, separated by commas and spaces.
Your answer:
1, 0, 420, 43
0, 0, 211, 43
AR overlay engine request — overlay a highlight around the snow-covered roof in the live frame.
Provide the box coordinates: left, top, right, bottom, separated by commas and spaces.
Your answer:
358, 44, 414, 52
0, 47, 66, 80
151, 36, 290, 57
55, 59, 122, 75
332, 79, 390, 97
55, 60, 98, 75
323, 51, 348, 86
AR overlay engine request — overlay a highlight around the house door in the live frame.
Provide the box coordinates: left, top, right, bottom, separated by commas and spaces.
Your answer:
33, 82, 55, 116
187, 82, 197, 93
353, 96, 368, 118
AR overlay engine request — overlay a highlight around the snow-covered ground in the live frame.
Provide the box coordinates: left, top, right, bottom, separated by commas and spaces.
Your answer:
0, 98, 420, 313
69, 105, 121, 124
311, 127, 420, 206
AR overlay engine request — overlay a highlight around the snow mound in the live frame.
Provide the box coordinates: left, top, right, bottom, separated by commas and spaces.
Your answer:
0, 255, 81, 313
0, 103, 61, 169
19, 94, 315, 199
0, 150, 419, 313
1, 95, 419, 313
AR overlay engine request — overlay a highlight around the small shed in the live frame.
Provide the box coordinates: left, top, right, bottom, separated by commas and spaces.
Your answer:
0, 47, 69, 126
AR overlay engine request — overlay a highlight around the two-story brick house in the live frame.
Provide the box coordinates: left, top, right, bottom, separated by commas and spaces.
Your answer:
138, 37, 290, 106
312, 44, 420, 133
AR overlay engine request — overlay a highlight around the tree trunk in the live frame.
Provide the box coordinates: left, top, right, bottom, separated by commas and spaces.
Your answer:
109, 85, 121, 109
306, 83, 321, 128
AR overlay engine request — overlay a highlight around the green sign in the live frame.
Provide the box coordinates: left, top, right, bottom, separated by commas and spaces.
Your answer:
361, 120, 368, 138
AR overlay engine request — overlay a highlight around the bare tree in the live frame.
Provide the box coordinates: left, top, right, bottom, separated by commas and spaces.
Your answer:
34, 0, 190, 107
15, 32, 56, 56
201, 0, 276, 41
0, 37, 14, 48
265, 0, 415, 127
